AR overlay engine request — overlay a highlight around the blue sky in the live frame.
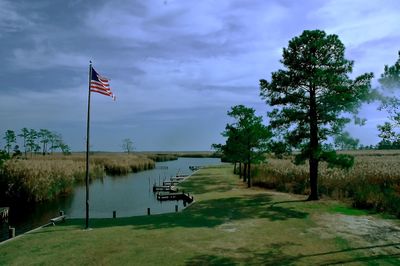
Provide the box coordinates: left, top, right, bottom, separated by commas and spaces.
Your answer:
0, 0, 399, 151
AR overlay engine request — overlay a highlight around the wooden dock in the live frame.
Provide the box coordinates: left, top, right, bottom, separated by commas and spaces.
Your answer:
163, 180, 180, 186
152, 185, 177, 192
153, 171, 195, 204
170, 176, 186, 181
156, 192, 194, 203
175, 174, 189, 178
0, 207, 9, 223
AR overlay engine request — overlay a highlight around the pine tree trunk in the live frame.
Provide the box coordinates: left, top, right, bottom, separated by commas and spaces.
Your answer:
247, 162, 251, 188
234, 162, 237, 174
308, 85, 319, 201
23, 139, 27, 158
243, 163, 247, 182
308, 158, 319, 200
239, 162, 242, 179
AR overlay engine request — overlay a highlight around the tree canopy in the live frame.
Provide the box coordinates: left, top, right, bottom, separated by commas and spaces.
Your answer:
379, 51, 400, 90
122, 138, 134, 154
213, 105, 271, 187
260, 29, 373, 200
2, 128, 70, 157
376, 51, 400, 149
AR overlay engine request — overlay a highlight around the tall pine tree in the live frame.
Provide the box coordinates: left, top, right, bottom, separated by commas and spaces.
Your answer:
260, 30, 373, 200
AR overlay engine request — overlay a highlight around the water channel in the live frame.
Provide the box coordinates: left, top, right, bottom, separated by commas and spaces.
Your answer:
0, 157, 222, 242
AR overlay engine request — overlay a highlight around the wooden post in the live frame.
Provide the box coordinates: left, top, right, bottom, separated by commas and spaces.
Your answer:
175, 205, 178, 212
183, 201, 187, 207
8, 227, 15, 239
147, 208, 150, 215
113, 211, 116, 218
59, 210, 65, 222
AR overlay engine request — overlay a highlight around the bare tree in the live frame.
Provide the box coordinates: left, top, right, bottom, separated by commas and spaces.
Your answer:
122, 138, 134, 154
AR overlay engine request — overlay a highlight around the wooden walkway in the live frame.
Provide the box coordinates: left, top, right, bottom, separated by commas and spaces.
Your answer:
152, 169, 198, 204
156, 192, 194, 203
170, 176, 186, 181
163, 180, 180, 186
175, 174, 189, 178
152, 185, 177, 192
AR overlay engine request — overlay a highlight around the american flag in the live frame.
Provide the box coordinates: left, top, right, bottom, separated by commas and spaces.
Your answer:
90, 67, 115, 100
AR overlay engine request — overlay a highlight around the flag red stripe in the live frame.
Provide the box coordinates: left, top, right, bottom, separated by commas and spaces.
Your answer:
90, 89, 113, 96
92, 79, 109, 85
90, 86, 111, 93
91, 80, 110, 88
90, 84, 111, 91
90, 89, 111, 95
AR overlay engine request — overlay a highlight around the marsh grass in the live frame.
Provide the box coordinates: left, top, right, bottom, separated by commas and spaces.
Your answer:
89, 154, 155, 175
253, 151, 400, 216
0, 153, 157, 202
1, 159, 103, 202
145, 153, 178, 162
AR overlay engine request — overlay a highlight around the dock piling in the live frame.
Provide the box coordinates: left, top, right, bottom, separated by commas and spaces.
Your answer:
147, 208, 150, 215
175, 205, 178, 212
113, 211, 116, 218
8, 227, 15, 239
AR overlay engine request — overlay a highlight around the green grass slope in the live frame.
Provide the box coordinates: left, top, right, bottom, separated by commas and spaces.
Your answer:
1, 165, 399, 265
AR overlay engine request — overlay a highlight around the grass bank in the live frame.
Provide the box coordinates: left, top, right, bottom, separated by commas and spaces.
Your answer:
1, 165, 399, 265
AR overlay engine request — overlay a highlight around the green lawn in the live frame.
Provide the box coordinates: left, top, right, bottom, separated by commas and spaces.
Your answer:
1, 165, 399, 265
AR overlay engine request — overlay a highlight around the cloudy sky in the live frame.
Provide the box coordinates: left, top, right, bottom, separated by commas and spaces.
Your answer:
1, 0, 399, 151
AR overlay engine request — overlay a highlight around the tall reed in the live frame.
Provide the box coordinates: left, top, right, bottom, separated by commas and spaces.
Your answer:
253, 151, 400, 216
0, 159, 104, 202
0, 153, 160, 202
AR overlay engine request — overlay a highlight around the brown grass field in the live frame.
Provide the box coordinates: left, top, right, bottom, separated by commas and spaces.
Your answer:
253, 150, 400, 217
0, 153, 158, 202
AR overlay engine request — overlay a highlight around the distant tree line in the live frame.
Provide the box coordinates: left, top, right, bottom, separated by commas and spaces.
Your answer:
2, 128, 71, 157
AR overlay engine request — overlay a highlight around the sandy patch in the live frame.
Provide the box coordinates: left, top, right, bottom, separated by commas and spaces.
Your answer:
309, 213, 400, 256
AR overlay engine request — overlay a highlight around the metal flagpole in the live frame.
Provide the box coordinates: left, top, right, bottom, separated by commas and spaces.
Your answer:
85, 61, 92, 229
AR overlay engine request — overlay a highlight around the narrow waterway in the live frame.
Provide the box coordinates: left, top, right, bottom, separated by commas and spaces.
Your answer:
0, 157, 222, 242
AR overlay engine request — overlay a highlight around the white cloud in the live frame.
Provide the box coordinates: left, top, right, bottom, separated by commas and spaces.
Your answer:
12, 47, 89, 70
311, 0, 400, 48
0, 0, 35, 35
